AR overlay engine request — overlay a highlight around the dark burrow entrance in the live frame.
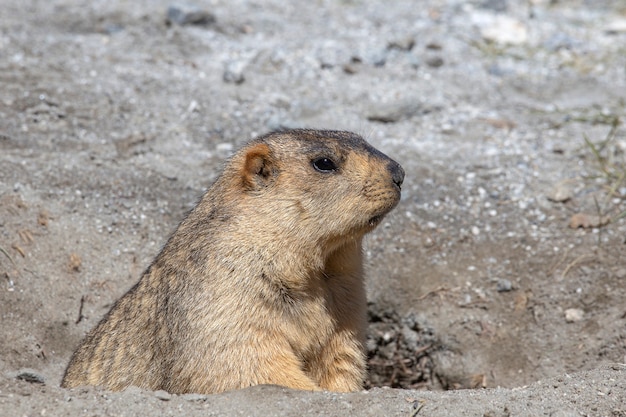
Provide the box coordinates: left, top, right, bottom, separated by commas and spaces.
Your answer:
365, 302, 439, 390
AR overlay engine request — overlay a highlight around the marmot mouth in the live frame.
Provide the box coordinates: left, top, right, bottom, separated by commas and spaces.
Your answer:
368, 202, 398, 228
368, 214, 384, 227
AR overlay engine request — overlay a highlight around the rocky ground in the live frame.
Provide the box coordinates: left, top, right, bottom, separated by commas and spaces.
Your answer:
1, 0, 625, 415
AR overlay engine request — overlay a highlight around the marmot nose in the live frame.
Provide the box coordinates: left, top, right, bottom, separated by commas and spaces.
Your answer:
389, 161, 405, 189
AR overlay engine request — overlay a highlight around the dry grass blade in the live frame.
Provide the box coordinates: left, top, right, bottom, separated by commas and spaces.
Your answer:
583, 133, 611, 179
0, 245, 17, 266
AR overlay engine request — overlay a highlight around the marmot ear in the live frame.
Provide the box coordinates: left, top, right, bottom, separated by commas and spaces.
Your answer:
241, 143, 276, 190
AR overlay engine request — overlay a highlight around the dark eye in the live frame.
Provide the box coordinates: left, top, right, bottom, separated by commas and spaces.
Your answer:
312, 157, 337, 172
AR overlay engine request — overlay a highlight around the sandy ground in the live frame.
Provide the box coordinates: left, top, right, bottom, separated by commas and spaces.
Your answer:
1, 0, 625, 415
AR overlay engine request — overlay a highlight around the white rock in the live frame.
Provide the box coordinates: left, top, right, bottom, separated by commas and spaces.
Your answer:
473, 12, 528, 45
547, 182, 574, 203
605, 19, 626, 34
154, 390, 172, 401
223, 60, 246, 84
564, 308, 584, 323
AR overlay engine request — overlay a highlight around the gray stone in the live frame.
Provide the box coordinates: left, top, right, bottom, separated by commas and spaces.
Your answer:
496, 279, 513, 292
425, 56, 444, 68
154, 389, 172, 401
166, 4, 216, 26
223, 60, 246, 84
15, 369, 45, 384
366, 100, 424, 123
387, 37, 415, 51
547, 182, 574, 203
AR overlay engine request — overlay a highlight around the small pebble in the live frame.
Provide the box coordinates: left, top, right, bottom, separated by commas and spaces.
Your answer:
15, 369, 45, 384
425, 42, 442, 50
166, 3, 216, 26
605, 19, 626, 34
547, 183, 574, 203
481, 0, 508, 12
366, 100, 423, 123
154, 389, 172, 401
216, 142, 234, 152
223, 60, 246, 84
476, 13, 528, 45
425, 56, 444, 68
496, 279, 513, 292
182, 393, 208, 401
387, 37, 415, 51
564, 308, 584, 323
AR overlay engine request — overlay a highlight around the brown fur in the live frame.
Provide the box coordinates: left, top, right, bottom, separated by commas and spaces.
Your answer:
61, 129, 404, 394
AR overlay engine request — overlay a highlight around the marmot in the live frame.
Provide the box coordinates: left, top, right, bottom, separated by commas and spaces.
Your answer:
61, 129, 404, 394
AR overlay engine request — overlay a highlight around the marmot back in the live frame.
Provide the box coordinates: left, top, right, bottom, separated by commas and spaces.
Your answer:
61, 129, 404, 394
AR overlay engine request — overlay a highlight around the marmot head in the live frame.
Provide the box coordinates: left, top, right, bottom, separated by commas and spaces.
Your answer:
222, 129, 404, 253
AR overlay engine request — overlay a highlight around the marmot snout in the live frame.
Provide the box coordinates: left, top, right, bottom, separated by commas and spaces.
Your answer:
62, 129, 404, 394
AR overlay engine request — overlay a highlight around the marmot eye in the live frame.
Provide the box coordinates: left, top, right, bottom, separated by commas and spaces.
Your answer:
312, 157, 337, 172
